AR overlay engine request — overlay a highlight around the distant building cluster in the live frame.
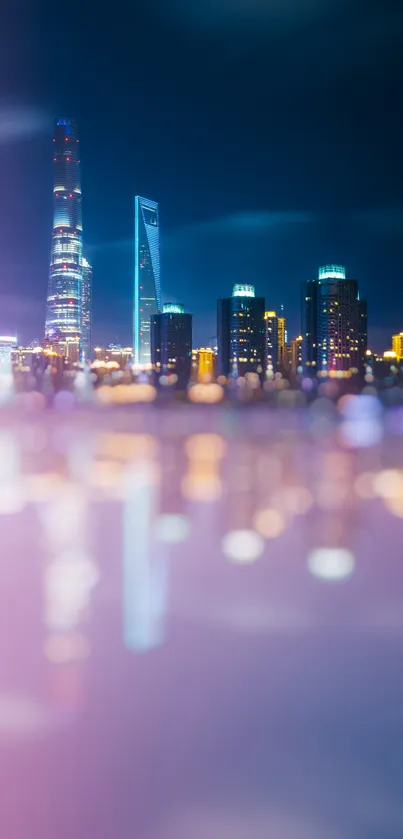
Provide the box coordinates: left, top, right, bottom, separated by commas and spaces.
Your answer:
2, 117, 402, 390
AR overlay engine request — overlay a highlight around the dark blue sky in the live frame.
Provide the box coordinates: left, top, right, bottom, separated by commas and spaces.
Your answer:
1, 0, 403, 347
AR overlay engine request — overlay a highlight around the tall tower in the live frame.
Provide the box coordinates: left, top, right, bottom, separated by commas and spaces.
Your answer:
133, 196, 161, 367
81, 257, 92, 362
45, 119, 83, 351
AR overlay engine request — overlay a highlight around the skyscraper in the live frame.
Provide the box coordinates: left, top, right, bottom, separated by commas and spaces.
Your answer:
264, 311, 278, 370
134, 196, 161, 366
45, 119, 83, 351
81, 257, 92, 362
301, 265, 367, 373
151, 303, 192, 385
217, 284, 266, 377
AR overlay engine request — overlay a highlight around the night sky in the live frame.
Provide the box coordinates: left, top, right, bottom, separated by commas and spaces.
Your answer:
2, 0, 403, 348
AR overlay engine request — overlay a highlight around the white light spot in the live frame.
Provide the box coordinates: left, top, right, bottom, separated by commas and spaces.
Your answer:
308, 548, 355, 581
222, 529, 264, 563
155, 514, 190, 544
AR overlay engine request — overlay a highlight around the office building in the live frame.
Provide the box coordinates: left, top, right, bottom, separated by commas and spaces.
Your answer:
302, 265, 367, 373
392, 333, 403, 363
81, 257, 92, 362
151, 303, 192, 385
45, 119, 83, 352
217, 284, 266, 377
133, 196, 161, 367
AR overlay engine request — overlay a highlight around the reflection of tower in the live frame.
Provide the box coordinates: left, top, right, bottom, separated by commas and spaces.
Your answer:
123, 461, 168, 652
45, 119, 83, 350
133, 197, 162, 367
81, 257, 92, 362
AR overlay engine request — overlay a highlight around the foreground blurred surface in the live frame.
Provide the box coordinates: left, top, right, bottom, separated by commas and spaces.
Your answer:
1, 401, 403, 838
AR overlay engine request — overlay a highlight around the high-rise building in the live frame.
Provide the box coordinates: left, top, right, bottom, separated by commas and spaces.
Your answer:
217, 285, 266, 377
151, 303, 192, 385
45, 119, 83, 351
133, 196, 161, 367
301, 265, 367, 373
265, 311, 278, 370
290, 336, 303, 376
264, 310, 288, 373
392, 333, 403, 362
81, 257, 92, 362
277, 316, 286, 371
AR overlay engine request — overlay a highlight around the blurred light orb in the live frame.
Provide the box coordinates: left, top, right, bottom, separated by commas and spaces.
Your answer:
354, 471, 376, 499
155, 514, 190, 543
254, 508, 285, 539
308, 548, 355, 581
222, 529, 264, 563
373, 469, 403, 499
188, 383, 223, 403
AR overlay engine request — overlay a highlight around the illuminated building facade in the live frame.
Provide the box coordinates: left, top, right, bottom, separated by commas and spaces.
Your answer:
302, 265, 367, 373
290, 336, 303, 376
265, 311, 278, 370
277, 316, 286, 370
217, 285, 266, 377
151, 303, 192, 385
134, 196, 161, 366
81, 257, 92, 362
392, 333, 403, 363
45, 119, 83, 351
191, 348, 216, 382
93, 346, 132, 368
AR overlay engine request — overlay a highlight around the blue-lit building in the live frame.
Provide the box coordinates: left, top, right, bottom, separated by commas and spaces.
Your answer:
134, 196, 162, 366
81, 257, 92, 362
151, 303, 192, 386
302, 265, 367, 373
217, 284, 266, 377
45, 119, 83, 351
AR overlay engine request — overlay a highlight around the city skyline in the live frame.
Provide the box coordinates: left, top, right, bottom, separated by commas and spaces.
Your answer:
2, 1, 403, 351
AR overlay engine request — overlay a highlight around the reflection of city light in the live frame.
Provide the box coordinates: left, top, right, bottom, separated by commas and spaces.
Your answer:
155, 514, 190, 543
0, 432, 24, 514
308, 548, 355, 581
96, 432, 157, 461
185, 434, 226, 459
222, 529, 264, 563
96, 384, 156, 404
188, 383, 224, 403
354, 471, 376, 499
45, 551, 99, 631
45, 632, 91, 664
373, 469, 403, 499
253, 508, 285, 539
182, 473, 222, 501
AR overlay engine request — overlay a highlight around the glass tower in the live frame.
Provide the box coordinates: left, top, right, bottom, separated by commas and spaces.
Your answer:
301, 266, 367, 373
217, 284, 266, 377
151, 303, 193, 386
45, 119, 83, 349
81, 257, 92, 362
133, 196, 161, 366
